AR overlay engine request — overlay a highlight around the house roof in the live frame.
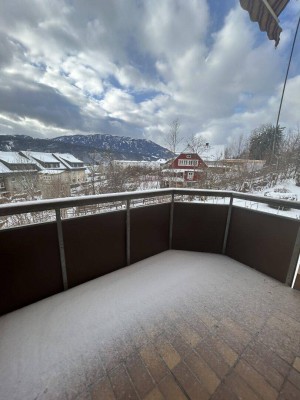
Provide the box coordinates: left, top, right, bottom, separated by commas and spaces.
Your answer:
200, 145, 225, 162
0, 151, 85, 173
53, 153, 83, 164
23, 151, 60, 164
0, 151, 32, 164
181, 145, 195, 154
0, 161, 11, 173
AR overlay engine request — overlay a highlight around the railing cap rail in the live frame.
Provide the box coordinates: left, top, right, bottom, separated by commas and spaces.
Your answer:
0, 188, 299, 217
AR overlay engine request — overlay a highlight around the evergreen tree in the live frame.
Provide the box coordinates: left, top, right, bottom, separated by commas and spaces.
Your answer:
249, 124, 284, 162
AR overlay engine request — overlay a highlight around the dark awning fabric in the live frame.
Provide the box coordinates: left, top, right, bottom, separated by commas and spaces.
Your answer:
240, 0, 290, 46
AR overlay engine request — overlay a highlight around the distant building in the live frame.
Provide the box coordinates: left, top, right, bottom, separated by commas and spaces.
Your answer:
0, 151, 86, 199
199, 143, 226, 171
221, 159, 266, 172
162, 147, 207, 187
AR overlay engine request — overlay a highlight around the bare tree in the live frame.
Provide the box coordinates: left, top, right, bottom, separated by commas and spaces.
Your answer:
165, 119, 183, 154
225, 134, 248, 159
186, 134, 205, 154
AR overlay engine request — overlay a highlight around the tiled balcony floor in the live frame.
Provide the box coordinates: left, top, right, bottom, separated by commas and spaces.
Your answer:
1, 250, 300, 400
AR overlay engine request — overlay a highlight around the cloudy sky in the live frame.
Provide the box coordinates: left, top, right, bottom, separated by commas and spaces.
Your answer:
0, 0, 299, 148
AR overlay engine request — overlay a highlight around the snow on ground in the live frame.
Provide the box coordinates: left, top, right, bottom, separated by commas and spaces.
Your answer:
0, 251, 235, 400
190, 180, 300, 220
1, 250, 296, 400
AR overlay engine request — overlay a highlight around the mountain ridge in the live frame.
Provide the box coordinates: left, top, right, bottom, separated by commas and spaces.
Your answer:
0, 133, 173, 162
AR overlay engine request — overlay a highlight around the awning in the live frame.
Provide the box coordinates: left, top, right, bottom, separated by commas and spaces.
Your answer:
240, 0, 290, 46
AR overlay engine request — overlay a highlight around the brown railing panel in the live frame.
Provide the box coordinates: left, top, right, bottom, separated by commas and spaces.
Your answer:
130, 204, 170, 264
62, 211, 126, 288
0, 223, 63, 315
172, 203, 229, 253
226, 207, 300, 283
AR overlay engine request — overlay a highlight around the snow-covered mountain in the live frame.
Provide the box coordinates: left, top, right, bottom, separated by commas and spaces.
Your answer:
0, 133, 173, 162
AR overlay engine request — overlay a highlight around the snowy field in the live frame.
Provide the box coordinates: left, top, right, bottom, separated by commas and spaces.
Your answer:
0, 250, 298, 400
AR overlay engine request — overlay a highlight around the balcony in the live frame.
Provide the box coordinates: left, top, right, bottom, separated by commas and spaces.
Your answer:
0, 189, 300, 400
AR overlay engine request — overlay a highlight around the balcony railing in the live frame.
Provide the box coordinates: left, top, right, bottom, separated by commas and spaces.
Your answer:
0, 188, 299, 316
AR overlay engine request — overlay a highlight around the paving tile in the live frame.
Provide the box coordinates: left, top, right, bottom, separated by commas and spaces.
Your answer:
235, 359, 278, 400
217, 317, 252, 353
288, 368, 300, 391
205, 335, 238, 367
125, 353, 154, 398
91, 376, 116, 400
180, 309, 211, 338
293, 356, 300, 373
248, 340, 290, 377
173, 319, 202, 347
163, 328, 193, 359
158, 374, 188, 400
257, 316, 300, 364
108, 364, 138, 400
139, 343, 169, 384
196, 309, 219, 330
172, 361, 210, 400
225, 370, 261, 400
195, 340, 230, 379
242, 346, 284, 391
143, 387, 164, 400
155, 334, 181, 370
184, 349, 220, 395
210, 382, 239, 400
279, 380, 300, 399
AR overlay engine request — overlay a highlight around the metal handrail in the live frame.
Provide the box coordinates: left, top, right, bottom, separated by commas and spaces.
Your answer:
0, 187, 299, 293
0, 188, 299, 217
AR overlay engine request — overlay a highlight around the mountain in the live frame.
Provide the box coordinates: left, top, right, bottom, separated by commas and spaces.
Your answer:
0, 133, 173, 162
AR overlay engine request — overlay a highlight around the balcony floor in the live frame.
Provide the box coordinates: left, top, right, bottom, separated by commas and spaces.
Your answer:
1, 250, 300, 400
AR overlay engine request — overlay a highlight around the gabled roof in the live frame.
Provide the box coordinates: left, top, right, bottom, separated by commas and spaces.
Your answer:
22, 151, 60, 164
0, 161, 11, 173
200, 145, 225, 162
0, 151, 32, 164
53, 153, 83, 164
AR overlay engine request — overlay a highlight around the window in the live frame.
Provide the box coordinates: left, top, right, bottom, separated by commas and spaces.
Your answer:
187, 171, 194, 180
178, 159, 199, 167
186, 154, 191, 158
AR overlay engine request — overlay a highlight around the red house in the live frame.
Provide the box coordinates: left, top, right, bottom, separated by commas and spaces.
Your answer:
162, 147, 208, 187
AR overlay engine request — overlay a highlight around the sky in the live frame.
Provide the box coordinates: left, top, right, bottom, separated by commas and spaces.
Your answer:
0, 0, 299, 149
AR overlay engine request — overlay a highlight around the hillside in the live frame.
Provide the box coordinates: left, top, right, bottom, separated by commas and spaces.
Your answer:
0, 133, 173, 162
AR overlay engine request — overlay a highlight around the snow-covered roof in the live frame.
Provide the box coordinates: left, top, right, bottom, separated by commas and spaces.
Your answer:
53, 153, 83, 164
181, 145, 195, 154
0, 161, 11, 173
24, 151, 59, 163
200, 145, 225, 162
0, 151, 32, 164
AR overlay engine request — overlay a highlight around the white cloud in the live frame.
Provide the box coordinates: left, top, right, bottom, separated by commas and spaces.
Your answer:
0, 0, 299, 149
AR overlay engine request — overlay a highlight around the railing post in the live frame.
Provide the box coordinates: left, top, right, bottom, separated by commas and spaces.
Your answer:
222, 194, 233, 255
169, 192, 174, 249
286, 226, 300, 287
55, 208, 68, 291
126, 199, 131, 266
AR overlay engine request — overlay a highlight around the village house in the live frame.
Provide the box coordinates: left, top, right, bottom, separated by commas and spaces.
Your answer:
199, 143, 226, 171
0, 151, 86, 199
162, 146, 208, 187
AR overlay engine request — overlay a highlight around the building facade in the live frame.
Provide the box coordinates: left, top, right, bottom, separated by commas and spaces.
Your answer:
162, 148, 207, 187
0, 151, 86, 199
